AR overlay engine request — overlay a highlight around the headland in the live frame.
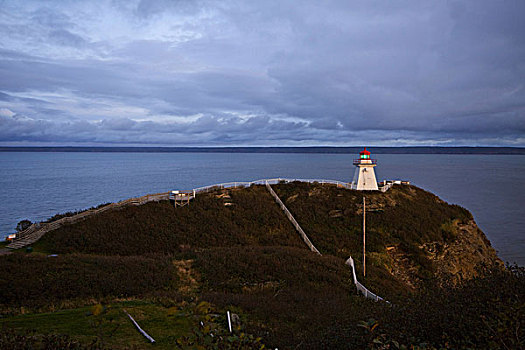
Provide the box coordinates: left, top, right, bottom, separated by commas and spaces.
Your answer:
1, 179, 521, 349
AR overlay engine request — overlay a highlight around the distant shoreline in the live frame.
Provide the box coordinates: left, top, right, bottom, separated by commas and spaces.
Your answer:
0, 146, 524, 155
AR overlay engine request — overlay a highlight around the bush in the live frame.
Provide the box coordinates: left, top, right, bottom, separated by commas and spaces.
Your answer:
0, 253, 176, 310
15, 220, 32, 232
372, 265, 525, 349
0, 328, 105, 350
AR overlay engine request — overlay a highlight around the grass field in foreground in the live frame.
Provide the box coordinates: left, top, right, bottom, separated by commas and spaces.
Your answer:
0, 301, 194, 349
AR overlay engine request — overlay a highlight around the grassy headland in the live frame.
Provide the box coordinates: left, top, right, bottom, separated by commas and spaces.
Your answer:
0, 183, 522, 349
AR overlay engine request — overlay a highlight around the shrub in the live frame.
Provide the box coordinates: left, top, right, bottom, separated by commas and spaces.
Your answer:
0, 253, 176, 310
16, 220, 32, 232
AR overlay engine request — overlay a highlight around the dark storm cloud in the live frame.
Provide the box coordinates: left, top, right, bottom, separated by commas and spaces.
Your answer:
0, 0, 524, 146
0, 111, 310, 145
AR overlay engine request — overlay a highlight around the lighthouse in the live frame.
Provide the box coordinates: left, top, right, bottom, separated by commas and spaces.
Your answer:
352, 148, 379, 191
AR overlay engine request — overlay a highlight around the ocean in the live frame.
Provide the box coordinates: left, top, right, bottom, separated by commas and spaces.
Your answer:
0, 151, 523, 265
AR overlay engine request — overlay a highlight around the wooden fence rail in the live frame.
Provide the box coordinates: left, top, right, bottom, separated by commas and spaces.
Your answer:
7, 192, 170, 249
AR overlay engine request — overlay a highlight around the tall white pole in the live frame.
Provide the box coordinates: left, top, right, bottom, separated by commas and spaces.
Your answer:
363, 196, 366, 277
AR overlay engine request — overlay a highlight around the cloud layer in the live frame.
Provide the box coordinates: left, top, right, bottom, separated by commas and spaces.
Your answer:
0, 0, 524, 146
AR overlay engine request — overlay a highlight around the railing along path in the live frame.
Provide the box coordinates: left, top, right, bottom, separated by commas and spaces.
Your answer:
193, 178, 351, 194
7, 192, 169, 249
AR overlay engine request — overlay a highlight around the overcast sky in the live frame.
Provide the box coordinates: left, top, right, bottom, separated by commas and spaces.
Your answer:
0, 0, 524, 146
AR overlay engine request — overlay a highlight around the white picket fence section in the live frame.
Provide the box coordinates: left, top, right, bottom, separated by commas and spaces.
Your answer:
265, 182, 321, 255
345, 256, 385, 302
193, 178, 351, 194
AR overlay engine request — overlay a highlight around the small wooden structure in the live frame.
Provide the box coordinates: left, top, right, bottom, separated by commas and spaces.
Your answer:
169, 190, 195, 208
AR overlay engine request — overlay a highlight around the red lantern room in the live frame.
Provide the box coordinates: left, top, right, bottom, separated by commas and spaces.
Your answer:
359, 147, 371, 160
353, 147, 376, 165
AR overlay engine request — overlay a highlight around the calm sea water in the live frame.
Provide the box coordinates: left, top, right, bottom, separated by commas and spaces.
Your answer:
0, 152, 523, 265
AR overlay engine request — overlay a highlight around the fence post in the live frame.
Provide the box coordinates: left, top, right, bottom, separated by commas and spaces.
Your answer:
346, 257, 358, 285
227, 311, 232, 333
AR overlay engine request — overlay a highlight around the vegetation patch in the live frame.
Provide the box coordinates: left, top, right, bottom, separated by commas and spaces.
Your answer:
34, 186, 303, 256
193, 246, 359, 347
0, 301, 215, 349
173, 259, 200, 295
273, 182, 474, 286
0, 253, 176, 312
361, 265, 525, 349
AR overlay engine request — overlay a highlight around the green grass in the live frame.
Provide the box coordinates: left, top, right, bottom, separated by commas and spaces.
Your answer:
0, 301, 193, 349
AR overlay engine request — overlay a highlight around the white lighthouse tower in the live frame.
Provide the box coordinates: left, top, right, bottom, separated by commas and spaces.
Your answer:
352, 148, 379, 191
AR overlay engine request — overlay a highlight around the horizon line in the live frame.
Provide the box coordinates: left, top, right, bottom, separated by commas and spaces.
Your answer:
0, 145, 524, 155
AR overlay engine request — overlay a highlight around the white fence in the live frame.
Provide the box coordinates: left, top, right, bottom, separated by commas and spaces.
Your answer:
193, 178, 351, 194
345, 256, 385, 302
124, 310, 156, 343
265, 182, 321, 254
194, 177, 398, 194
262, 181, 386, 302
